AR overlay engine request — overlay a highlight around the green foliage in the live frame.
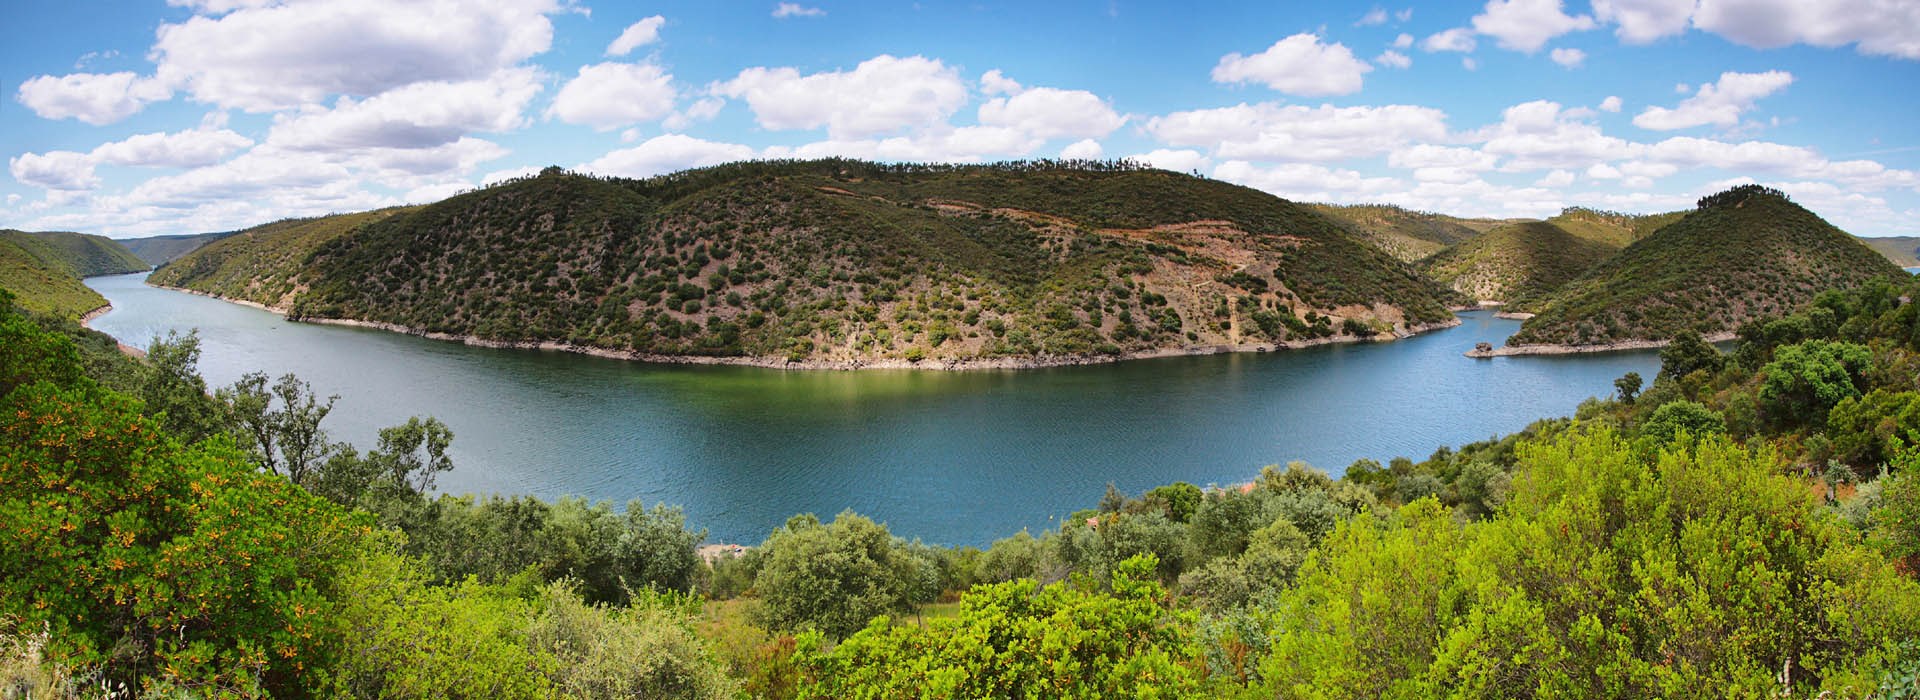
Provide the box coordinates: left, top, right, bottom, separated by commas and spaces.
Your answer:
1658, 329, 1726, 381
752, 511, 935, 639
136, 329, 226, 444
1828, 390, 1920, 468
406, 495, 706, 605
1614, 371, 1642, 403
1640, 400, 1727, 444
794, 554, 1202, 699
0, 230, 145, 319
1509, 186, 1903, 346
1759, 340, 1874, 428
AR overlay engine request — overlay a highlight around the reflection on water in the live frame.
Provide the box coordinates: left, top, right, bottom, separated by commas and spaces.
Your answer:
87, 272, 1659, 545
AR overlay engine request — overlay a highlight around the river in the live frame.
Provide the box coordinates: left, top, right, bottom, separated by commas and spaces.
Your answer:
86, 272, 1660, 546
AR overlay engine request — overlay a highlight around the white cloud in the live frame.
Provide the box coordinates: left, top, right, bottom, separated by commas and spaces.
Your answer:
481, 165, 544, 186
978, 86, 1125, 140
772, 2, 825, 18
1392, 33, 1415, 49
580, 134, 756, 178
1211, 34, 1373, 97
1476, 100, 1639, 170
1592, 0, 1695, 43
1129, 149, 1211, 173
10, 151, 99, 191
1376, 50, 1412, 68
15, 72, 172, 125
1422, 28, 1478, 52
1692, 0, 1920, 59
270, 68, 542, 149
1356, 7, 1389, 26
1148, 102, 1449, 162
1387, 144, 1499, 171
1632, 70, 1793, 131
1535, 169, 1576, 186
1471, 0, 1596, 53
1212, 160, 1402, 203
93, 128, 253, 168
1599, 95, 1623, 112
547, 62, 676, 131
151, 0, 562, 112
606, 15, 666, 56
663, 97, 725, 132
1397, 8, 1414, 21
714, 54, 968, 139
1463, 57, 1480, 71
1549, 47, 1586, 67
979, 69, 1022, 95
1061, 139, 1104, 160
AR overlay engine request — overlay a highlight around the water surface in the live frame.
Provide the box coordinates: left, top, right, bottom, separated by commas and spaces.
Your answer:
87, 273, 1658, 545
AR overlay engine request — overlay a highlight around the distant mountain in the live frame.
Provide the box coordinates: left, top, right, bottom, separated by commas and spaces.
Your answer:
1857, 235, 1920, 267
156, 160, 1464, 366
121, 230, 241, 266
1504, 185, 1903, 348
1309, 204, 1499, 262
1419, 221, 1620, 305
0, 229, 148, 318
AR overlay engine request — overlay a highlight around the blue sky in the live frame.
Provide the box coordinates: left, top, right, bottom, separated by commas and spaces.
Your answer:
3, 0, 1918, 238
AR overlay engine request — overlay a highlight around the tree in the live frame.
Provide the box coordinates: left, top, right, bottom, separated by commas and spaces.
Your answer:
1614, 371, 1642, 403
137, 330, 224, 443
1758, 340, 1874, 428
1640, 400, 1727, 444
1658, 330, 1724, 383
218, 371, 341, 484
751, 512, 934, 639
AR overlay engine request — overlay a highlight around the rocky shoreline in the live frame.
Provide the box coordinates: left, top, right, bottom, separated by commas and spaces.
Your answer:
149, 282, 1465, 371
1467, 331, 1736, 358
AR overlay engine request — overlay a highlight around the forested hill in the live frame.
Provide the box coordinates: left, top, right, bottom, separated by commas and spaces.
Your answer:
1506, 185, 1903, 347
1859, 235, 1920, 267
120, 230, 239, 266
0, 229, 147, 318
1419, 221, 1620, 305
156, 160, 1465, 365
1309, 203, 1496, 263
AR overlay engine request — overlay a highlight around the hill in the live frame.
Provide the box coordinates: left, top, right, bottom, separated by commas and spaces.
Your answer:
1543, 207, 1685, 249
1418, 221, 1620, 305
120, 230, 241, 266
156, 160, 1465, 366
1857, 235, 1920, 267
1499, 185, 1903, 349
0, 229, 148, 318
1309, 203, 1495, 262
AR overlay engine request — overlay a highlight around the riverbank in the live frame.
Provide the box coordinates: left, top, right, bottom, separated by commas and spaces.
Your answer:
150, 281, 1464, 370
1466, 332, 1736, 358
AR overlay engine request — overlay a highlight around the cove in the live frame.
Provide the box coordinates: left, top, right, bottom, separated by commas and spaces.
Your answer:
86, 272, 1659, 546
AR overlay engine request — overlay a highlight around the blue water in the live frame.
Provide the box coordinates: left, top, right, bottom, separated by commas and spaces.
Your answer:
86, 273, 1659, 546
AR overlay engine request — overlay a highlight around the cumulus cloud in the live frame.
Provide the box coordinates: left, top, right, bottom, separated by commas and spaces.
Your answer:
1356, 7, 1389, 26
979, 69, 1022, 95
1592, 0, 1695, 42
547, 62, 677, 131
1060, 139, 1104, 160
1471, 0, 1596, 53
93, 128, 254, 168
1550, 47, 1586, 67
151, 0, 562, 112
977, 85, 1125, 140
10, 151, 99, 191
1535, 169, 1576, 186
1475, 99, 1638, 170
581, 134, 756, 178
270, 68, 542, 149
663, 97, 725, 132
1129, 149, 1211, 174
15, 72, 172, 125
772, 3, 825, 18
1599, 95, 1623, 112
1632, 70, 1793, 131
1148, 102, 1449, 163
1212, 160, 1402, 203
1692, 0, 1920, 59
1422, 28, 1477, 52
1376, 50, 1413, 68
1211, 34, 1373, 97
606, 15, 666, 56
1392, 33, 1415, 49
713, 55, 968, 139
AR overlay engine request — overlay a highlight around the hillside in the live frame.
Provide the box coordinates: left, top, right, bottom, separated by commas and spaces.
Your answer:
1544, 207, 1685, 248
1418, 221, 1619, 305
1309, 203, 1494, 262
1502, 185, 1903, 348
149, 209, 413, 303
1858, 235, 1920, 267
121, 230, 240, 266
0, 229, 147, 318
157, 160, 1465, 366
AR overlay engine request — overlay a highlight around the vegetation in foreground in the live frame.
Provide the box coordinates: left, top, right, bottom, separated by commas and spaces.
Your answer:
9, 254, 1920, 697
153, 160, 1463, 365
